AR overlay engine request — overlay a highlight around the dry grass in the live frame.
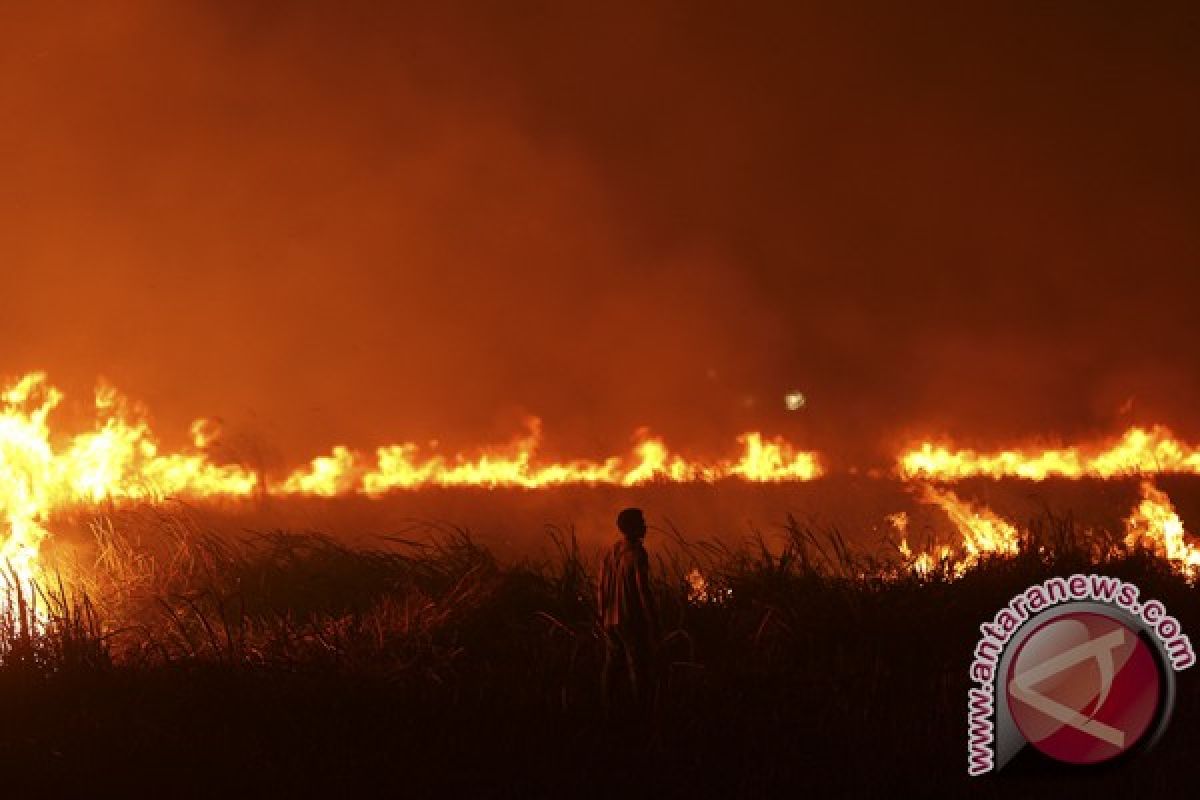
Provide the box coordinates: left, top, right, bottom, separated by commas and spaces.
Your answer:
0, 504, 1196, 796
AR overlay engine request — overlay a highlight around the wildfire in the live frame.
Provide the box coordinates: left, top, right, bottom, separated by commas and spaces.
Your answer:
1124, 480, 1200, 580
0, 373, 261, 614
896, 427, 1200, 580
338, 425, 821, 495
899, 426, 1200, 480
6, 370, 1200, 609
0, 375, 56, 612
895, 480, 1200, 583
278, 446, 359, 497
890, 511, 953, 578
908, 483, 1021, 578
0, 373, 826, 610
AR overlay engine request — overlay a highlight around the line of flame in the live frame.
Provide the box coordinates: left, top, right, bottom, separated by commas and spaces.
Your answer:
7, 372, 1200, 608
899, 426, 1200, 480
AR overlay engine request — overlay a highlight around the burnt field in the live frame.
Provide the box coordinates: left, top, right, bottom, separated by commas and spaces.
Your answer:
2, 478, 1198, 797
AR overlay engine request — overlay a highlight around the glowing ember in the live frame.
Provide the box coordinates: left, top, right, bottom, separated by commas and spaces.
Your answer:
899, 426, 1200, 480
686, 567, 710, 603
1124, 480, 1200, 580
685, 567, 731, 605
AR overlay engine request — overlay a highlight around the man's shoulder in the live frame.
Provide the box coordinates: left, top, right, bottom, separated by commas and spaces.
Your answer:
618, 540, 649, 568
605, 538, 649, 562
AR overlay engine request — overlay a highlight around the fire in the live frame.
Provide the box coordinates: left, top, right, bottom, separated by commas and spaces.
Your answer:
686, 567, 710, 604
7, 369, 1200, 605
277, 446, 359, 497
896, 537, 955, 579
0, 373, 827, 610
351, 424, 822, 494
0, 373, 260, 615
61, 384, 258, 502
0, 375, 57, 612
898, 480, 1200, 582
685, 567, 731, 605
1124, 480, 1200, 580
899, 426, 1200, 480
728, 433, 821, 482
361, 434, 623, 493
620, 434, 710, 485
911, 483, 1020, 578
890, 511, 952, 578
0, 374, 825, 508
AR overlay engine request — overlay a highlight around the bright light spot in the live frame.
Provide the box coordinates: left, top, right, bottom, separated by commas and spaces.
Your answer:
785, 390, 806, 411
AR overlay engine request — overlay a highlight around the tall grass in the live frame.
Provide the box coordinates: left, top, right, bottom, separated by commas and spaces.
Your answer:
0, 506, 1196, 796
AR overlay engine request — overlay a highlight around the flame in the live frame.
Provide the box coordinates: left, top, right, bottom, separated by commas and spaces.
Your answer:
0, 373, 825, 607
277, 446, 359, 497
0, 374, 261, 615
897, 538, 956, 579
1124, 480, 1200, 580
0, 374, 823, 507
728, 432, 821, 481
686, 567, 710, 604
190, 418, 220, 449
9, 369, 1200, 604
0, 375, 58, 612
890, 509, 954, 578
61, 386, 257, 502
911, 483, 1020, 578
898, 480, 1200, 582
899, 426, 1200, 480
351, 423, 822, 494
620, 434, 710, 485
685, 567, 731, 605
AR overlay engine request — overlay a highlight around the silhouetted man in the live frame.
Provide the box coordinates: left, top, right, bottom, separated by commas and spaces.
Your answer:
598, 507, 659, 713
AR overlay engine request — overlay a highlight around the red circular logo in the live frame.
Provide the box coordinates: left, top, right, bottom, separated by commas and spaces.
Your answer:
1006, 612, 1163, 765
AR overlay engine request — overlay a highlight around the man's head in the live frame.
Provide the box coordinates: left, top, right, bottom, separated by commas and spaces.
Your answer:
616, 507, 647, 540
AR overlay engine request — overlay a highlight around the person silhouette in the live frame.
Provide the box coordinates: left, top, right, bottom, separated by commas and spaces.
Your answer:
598, 507, 660, 714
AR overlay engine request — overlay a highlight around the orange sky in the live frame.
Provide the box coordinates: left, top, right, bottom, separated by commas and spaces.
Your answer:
3, 1, 1199, 472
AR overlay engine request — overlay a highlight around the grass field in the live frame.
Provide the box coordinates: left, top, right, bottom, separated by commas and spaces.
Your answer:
3, 483, 1199, 797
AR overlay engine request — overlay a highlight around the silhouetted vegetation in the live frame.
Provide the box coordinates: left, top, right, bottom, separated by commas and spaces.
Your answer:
1, 506, 1198, 797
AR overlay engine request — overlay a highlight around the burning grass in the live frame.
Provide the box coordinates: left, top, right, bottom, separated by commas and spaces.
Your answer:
0, 506, 1198, 796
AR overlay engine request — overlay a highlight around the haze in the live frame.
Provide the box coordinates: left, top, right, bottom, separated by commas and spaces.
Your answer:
3, 1, 1198, 475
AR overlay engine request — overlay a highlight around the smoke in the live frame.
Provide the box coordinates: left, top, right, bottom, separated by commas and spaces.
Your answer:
3, 1, 1199, 473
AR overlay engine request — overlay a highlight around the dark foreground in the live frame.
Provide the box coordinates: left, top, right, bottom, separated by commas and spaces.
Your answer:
4, 510, 1199, 798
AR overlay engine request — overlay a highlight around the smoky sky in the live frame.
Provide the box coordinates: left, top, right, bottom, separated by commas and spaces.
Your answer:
2, 1, 1199, 471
